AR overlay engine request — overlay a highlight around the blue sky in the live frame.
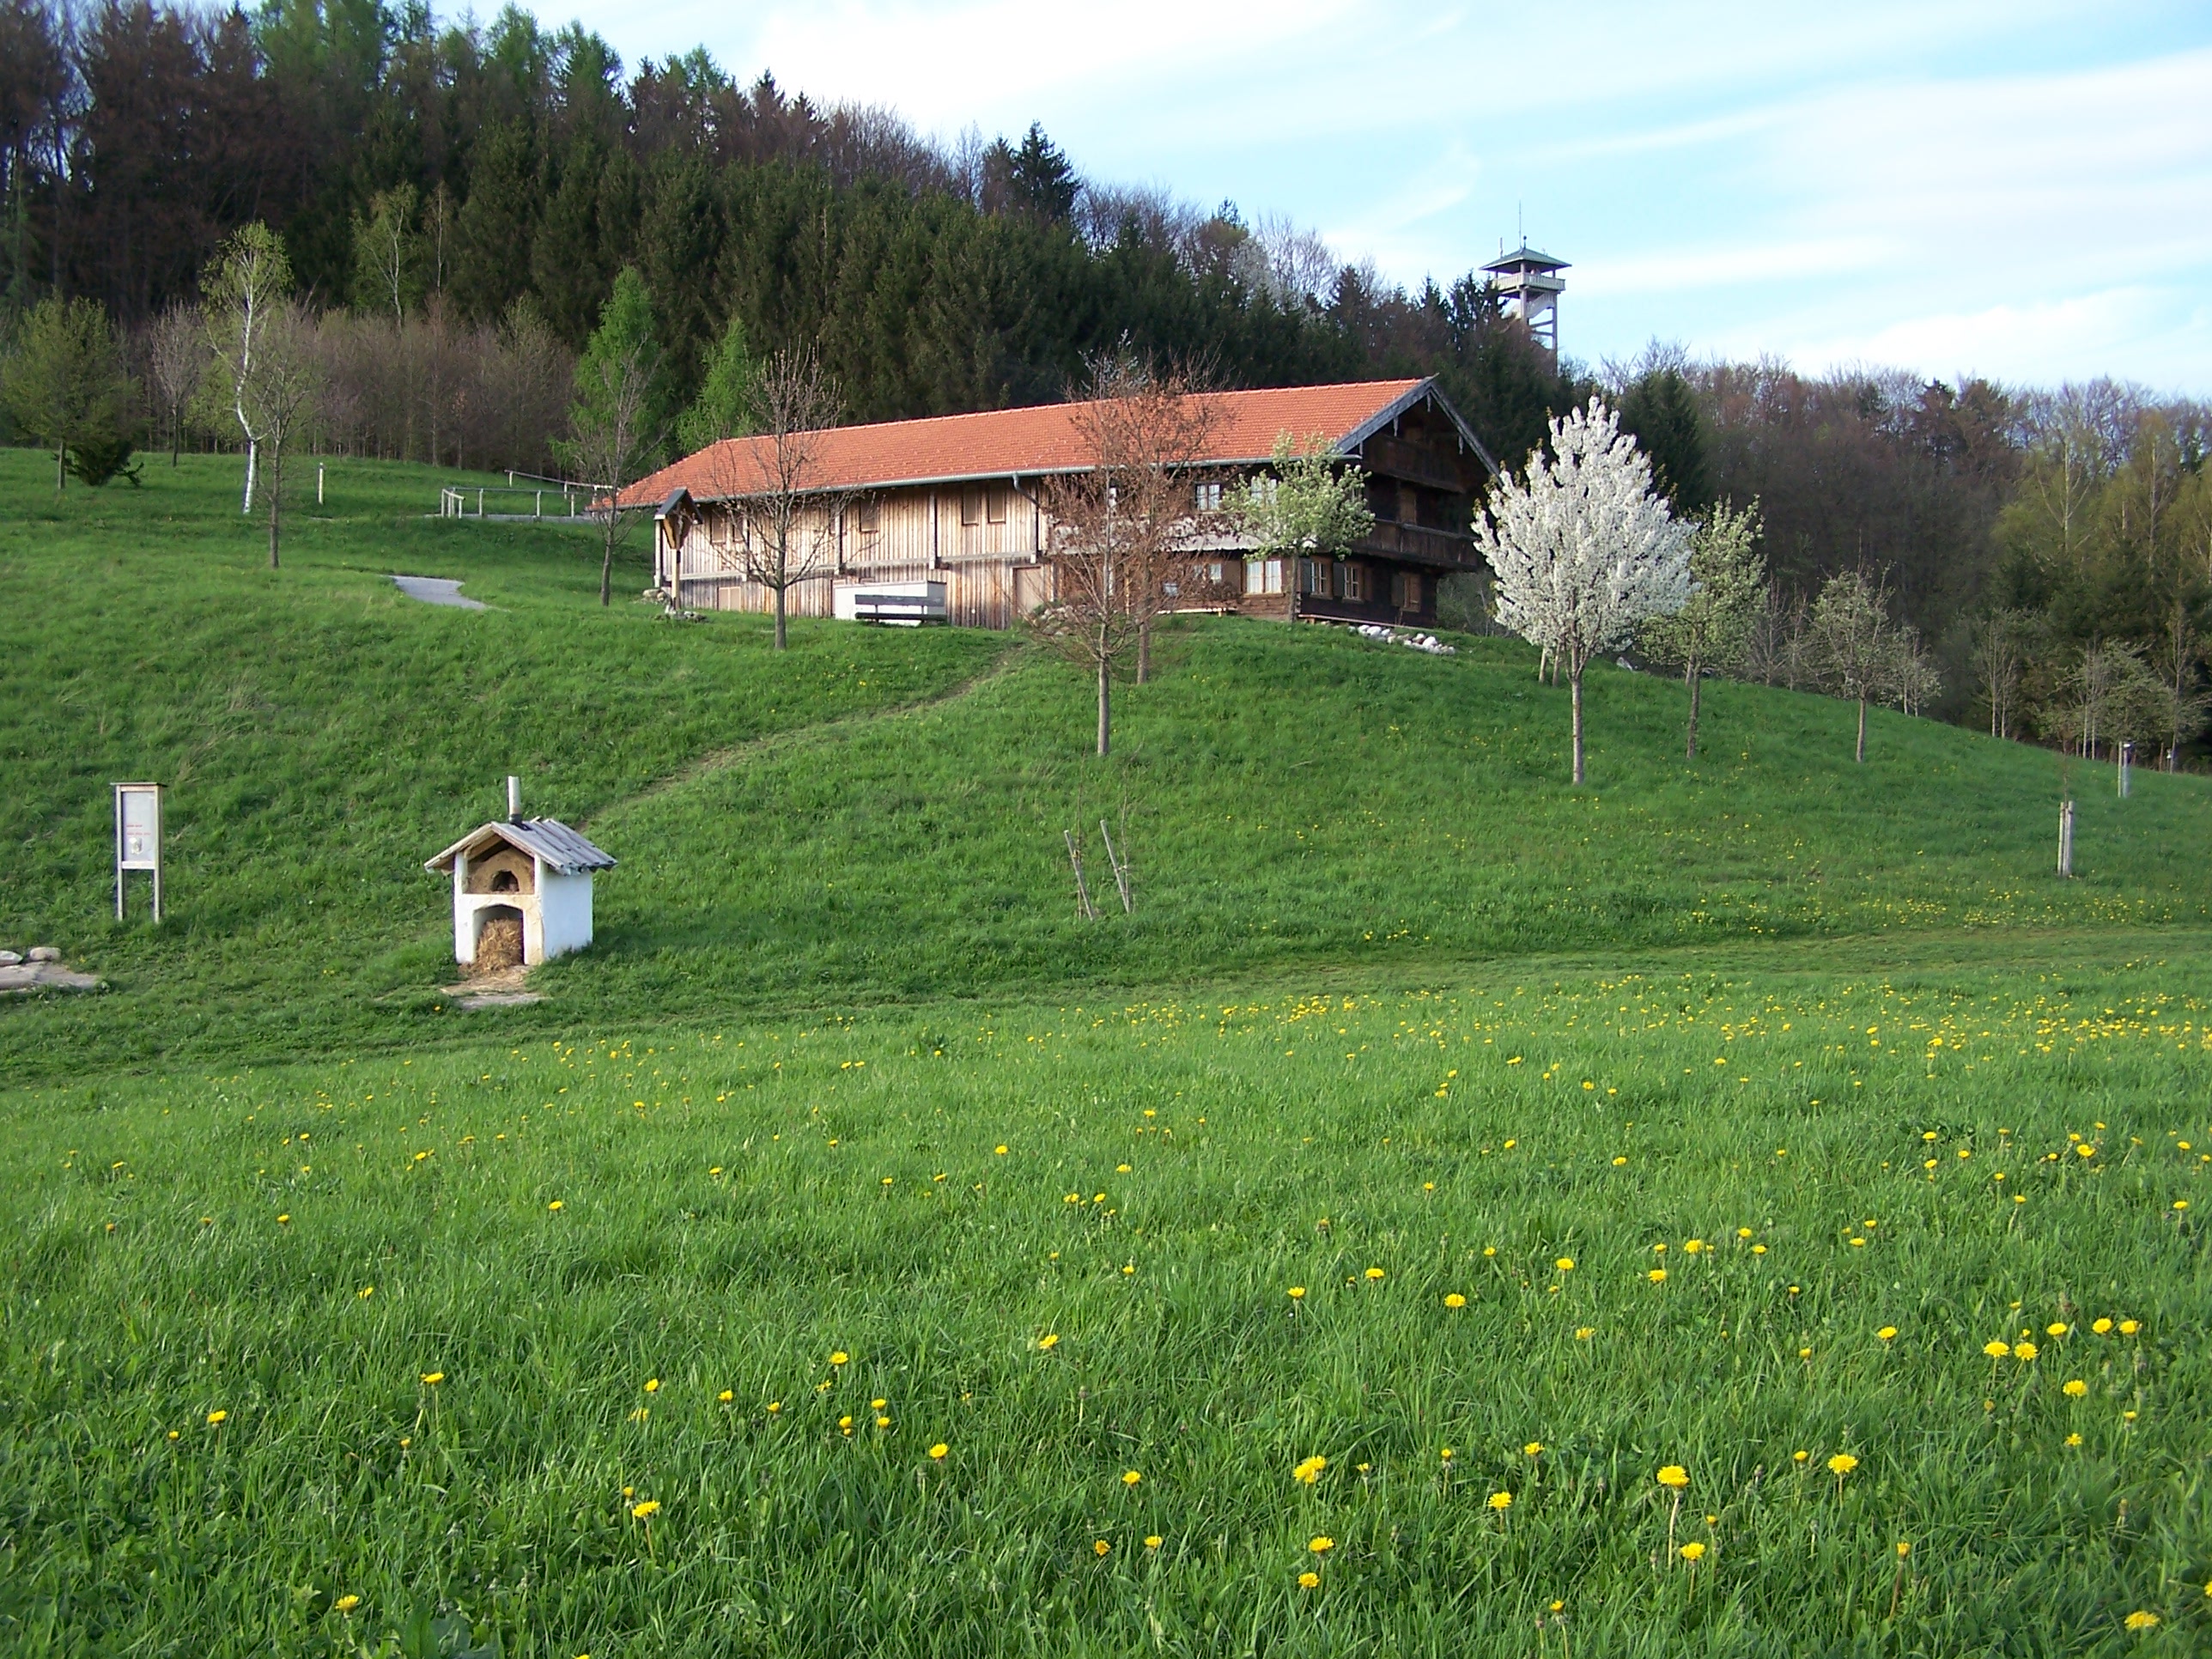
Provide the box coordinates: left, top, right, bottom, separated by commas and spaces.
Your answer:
552, 1, 2212, 393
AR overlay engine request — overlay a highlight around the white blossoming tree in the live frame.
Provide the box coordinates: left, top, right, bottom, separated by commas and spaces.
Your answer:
1474, 398, 1694, 783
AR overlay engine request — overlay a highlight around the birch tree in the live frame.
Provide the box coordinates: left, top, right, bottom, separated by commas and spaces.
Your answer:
1474, 398, 1692, 784
203, 223, 292, 517
1639, 498, 1765, 759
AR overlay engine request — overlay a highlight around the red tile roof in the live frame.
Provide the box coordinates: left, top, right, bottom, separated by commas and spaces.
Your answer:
621, 379, 1440, 507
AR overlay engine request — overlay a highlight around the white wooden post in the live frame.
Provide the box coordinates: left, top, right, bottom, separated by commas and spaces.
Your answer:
2118, 741, 2132, 799
2057, 799, 2075, 878
317, 463, 325, 505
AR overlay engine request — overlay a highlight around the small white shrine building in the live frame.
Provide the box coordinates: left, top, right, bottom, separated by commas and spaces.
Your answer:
425, 780, 615, 969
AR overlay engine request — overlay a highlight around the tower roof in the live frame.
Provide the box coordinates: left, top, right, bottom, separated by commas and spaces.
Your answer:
1481, 244, 1569, 274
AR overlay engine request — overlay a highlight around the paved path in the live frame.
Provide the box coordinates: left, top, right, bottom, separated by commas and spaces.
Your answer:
392, 575, 486, 610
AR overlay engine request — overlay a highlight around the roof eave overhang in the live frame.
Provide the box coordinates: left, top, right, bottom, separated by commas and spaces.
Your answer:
424, 821, 612, 877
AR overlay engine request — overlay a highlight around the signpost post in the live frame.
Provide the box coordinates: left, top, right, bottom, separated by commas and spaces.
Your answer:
114, 782, 162, 922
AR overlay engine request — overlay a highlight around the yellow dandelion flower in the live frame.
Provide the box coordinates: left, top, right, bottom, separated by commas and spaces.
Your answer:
1487, 1491, 1512, 1511
830, 1351, 848, 1365
335, 1595, 361, 1613
630, 1499, 659, 1520
1649, 1268, 1668, 1283
1575, 1327, 1595, 1340
206, 1409, 228, 1425
2014, 1341, 2039, 1361
2118, 1320, 2139, 1334
1298, 1570, 1320, 1589
1984, 1340, 2012, 1358
1876, 1327, 1898, 1341
1144, 1534, 1162, 1548
1826, 1453, 1857, 1477
994, 1145, 1007, 1155
1093, 1540, 1111, 1558
1793, 1449, 1809, 1463
2093, 1318, 2113, 1334
420, 1372, 443, 1386
1896, 1540, 1911, 1558
718, 1389, 734, 1402
2124, 1611, 2158, 1630
928, 1443, 948, 1460
2063, 1379, 2087, 1397
1554, 1257, 1574, 1272
548, 1200, 562, 1212
1122, 1470, 1142, 1487
1684, 1239, 1705, 1255
2065, 1431, 2083, 1446
1293, 1455, 1328, 1484
1657, 1465, 1688, 1488
643, 1378, 659, 1393
1443, 1292, 1467, 1309
1613, 1156, 1628, 1166
1364, 1267, 1385, 1280
357, 1286, 374, 1299
1524, 1442, 1543, 1456
1310, 1535, 1334, 1553
1680, 1541, 1706, 1561
1287, 1286, 1306, 1300
2047, 1322, 2069, 1337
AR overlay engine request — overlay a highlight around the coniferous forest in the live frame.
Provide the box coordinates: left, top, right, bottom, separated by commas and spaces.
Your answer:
2, 0, 2209, 755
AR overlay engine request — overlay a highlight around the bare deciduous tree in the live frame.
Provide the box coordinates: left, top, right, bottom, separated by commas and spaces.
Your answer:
142, 303, 203, 466
708, 344, 848, 649
1032, 368, 1218, 755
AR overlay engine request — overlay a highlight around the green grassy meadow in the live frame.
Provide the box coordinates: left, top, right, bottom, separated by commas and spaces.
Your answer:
3, 453, 2211, 1654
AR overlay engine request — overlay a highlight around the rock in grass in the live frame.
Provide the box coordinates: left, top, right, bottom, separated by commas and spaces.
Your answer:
0, 951, 20, 966
27, 946, 60, 963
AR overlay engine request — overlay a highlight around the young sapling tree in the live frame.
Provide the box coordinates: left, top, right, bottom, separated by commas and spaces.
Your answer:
1639, 498, 1765, 759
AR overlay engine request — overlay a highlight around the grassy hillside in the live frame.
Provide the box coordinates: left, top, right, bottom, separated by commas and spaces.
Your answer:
6, 454, 2210, 1654
4, 944, 2206, 1655
3, 449, 2208, 1077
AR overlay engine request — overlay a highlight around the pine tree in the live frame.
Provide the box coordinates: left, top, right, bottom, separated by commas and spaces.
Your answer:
2, 295, 135, 493
676, 313, 759, 453
555, 267, 665, 605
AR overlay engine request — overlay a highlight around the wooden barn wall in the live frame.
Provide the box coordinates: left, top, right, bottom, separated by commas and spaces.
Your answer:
672, 484, 1052, 629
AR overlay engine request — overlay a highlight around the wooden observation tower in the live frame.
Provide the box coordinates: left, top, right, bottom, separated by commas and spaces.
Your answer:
1482, 244, 1568, 363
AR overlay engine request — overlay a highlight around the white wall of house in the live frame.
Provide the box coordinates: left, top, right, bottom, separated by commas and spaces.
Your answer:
537, 867, 596, 961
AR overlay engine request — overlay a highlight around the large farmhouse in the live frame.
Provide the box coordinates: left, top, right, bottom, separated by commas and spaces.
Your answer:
619, 378, 1498, 630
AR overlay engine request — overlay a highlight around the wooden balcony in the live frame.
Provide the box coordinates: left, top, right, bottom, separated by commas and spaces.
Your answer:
1355, 519, 1484, 570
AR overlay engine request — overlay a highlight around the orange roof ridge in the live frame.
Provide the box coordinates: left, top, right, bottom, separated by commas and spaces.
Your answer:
621, 379, 1442, 507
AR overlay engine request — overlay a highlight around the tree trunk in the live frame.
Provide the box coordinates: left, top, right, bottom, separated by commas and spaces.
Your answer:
54, 441, 64, 495
774, 584, 788, 650
1856, 695, 1867, 763
241, 439, 257, 514
1571, 667, 1585, 785
599, 523, 614, 606
1136, 615, 1151, 684
266, 447, 282, 568
1686, 665, 1701, 761
1097, 653, 1111, 757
